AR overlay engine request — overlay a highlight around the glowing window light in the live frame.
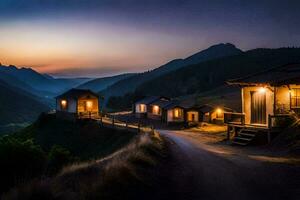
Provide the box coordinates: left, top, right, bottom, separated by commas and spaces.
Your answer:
174, 108, 180, 118
216, 108, 223, 118
61, 100, 67, 109
86, 101, 93, 109
216, 108, 223, 114
140, 104, 146, 112
258, 87, 266, 93
153, 105, 160, 115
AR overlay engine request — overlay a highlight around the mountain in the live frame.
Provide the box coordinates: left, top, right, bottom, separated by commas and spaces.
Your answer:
0, 65, 91, 97
106, 47, 300, 111
0, 79, 49, 132
135, 47, 300, 97
101, 43, 243, 100
77, 73, 135, 92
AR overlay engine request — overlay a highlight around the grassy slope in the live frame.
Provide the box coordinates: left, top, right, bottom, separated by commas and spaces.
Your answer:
4, 131, 168, 200
15, 114, 136, 160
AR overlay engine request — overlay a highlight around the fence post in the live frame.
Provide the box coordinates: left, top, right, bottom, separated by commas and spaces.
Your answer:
126, 120, 128, 129
267, 114, 272, 143
112, 116, 115, 127
227, 125, 231, 140
138, 121, 140, 133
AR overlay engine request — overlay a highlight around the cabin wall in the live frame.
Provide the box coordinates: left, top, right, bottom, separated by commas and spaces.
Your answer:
187, 111, 199, 122
135, 103, 147, 113
68, 99, 77, 113
77, 98, 99, 113
167, 108, 184, 122
242, 86, 274, 125
56, 98, 77, 113
275, 86, 290, 113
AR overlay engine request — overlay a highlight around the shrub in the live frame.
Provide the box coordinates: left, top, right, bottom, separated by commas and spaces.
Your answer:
0, 137, 47, 194
47, 145, 74, 176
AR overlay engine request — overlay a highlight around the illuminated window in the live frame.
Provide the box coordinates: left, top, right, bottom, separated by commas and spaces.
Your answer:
174, 108, 182, 118
216, 108, 223, 118
86, 101, 93, 110
61, 100, 67, 110
291, 88, 300, 108
152, 105, 160, 115
139, 104, 146, 112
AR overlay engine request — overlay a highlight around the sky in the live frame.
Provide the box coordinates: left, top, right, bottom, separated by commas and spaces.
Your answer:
0, 0, 300, 77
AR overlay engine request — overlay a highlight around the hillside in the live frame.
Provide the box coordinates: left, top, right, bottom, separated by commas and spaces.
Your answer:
0, 80, 49, 132
101, 43, 243, 100
77, 73, 135, 92
135, 47, 300, 97
0, 65, 90, 96
106, 47, 300, 111
0, 115, 138, 195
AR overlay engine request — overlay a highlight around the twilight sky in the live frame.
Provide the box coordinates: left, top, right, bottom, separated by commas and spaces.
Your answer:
0, 0, 300, 77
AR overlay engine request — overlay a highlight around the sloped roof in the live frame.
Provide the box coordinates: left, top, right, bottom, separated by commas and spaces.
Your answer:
56, 88, 99, 99
135, 96, 161, 105
162, 100, 185, 110
135, 96, 170, 105
150, 98, 171, 108
227, 63, 300, 86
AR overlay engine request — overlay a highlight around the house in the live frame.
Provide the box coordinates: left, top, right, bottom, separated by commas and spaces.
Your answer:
162, 101, 185, 124
225, 63, 300, 144
56, 88, 100, 120
185, 104, 233, 124
147, 97, 171, 120
134, 96, 163, 118
198, 104, 233, 124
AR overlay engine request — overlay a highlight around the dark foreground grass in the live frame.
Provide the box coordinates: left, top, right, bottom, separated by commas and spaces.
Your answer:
3, 132, 168, 200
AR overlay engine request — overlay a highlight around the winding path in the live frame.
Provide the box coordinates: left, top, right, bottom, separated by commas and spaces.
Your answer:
158, 130, 300, 200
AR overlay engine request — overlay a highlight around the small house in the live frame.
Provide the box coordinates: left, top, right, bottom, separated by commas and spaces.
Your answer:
162, 101, 185, 124
226, 63, 300, 144
147, 97, 171, 120
134, 96, 162, 118
56, 89, 100, 120
198, 104, 233, 124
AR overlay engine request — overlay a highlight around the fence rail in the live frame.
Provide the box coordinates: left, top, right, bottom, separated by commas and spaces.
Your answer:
224, 112, 245, 125
97, 115, 154, 134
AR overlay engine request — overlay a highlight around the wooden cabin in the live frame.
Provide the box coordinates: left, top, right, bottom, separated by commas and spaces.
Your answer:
162, 101, 185, 124
225, 63, 300, 145
185, 105, 232, 124
147, 97, 171, 120
56, 89, 99, 120
134, 96, 162, 118
198, 105, 233, 124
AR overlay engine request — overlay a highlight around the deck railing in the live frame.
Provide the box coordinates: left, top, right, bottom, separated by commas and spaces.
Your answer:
268, 114, 293, 128
77, 112, 100, 119
224, 112, 245, 125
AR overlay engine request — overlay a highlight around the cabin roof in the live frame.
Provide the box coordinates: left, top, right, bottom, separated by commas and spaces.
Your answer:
162, 100, 185, 110
135, 96, 170, 105
56, 88, 99, 100
227, 63, 300, 86
150, 98, 171, 108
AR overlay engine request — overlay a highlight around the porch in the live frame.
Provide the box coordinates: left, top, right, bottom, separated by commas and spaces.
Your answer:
224, 112, 292, 145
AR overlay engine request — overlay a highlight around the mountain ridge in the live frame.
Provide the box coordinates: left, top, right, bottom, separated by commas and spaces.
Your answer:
101, 43, 243, 101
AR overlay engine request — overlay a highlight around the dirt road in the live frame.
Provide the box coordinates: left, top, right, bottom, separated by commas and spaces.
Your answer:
158, 130, 300, 200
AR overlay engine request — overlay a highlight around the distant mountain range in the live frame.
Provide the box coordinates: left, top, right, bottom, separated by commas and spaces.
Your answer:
77, 73, 136, 92
100, 43, 243, 100
105, 47, 300, 110
0, 79, 49, 133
